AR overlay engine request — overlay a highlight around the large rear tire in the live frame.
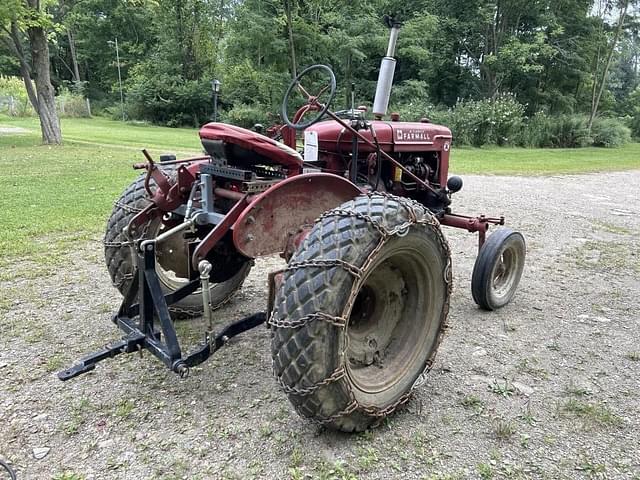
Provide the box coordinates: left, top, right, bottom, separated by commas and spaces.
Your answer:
104, 173, 251, 319
270, 193, 451, 432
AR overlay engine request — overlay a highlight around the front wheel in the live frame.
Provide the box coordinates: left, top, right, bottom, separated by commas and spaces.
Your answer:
270, 194, 452, 432
471, 228, 526, 311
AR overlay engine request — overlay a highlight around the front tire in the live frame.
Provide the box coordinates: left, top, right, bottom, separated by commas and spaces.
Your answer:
471, 228, 526, 311
270, 194, 452, 432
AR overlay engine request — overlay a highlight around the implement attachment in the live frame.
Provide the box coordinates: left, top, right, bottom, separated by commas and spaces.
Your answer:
58, 240, 265, 381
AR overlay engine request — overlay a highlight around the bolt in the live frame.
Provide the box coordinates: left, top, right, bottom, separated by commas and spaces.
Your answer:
246, 215, 256, 225
246, 234, 255, 243
147, 244, 153, 251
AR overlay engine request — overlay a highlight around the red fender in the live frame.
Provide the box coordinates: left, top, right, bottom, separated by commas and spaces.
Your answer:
232, 173, 362, 258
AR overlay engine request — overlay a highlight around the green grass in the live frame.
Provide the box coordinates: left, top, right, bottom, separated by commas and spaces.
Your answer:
0, 116, 202, 277
1, 115, 201, 152
1, 115, 639, 277
451, 144, 640, 175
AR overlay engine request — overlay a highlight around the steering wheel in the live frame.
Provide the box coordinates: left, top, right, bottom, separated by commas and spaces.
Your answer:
281, 64, 337, 130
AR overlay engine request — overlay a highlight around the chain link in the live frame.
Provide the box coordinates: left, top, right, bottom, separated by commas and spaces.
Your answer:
274, 195, 453, 426
269, 311, 347, 329
285, 259, 363, 280
113, 200, 143, 215
277, 366, 347, 396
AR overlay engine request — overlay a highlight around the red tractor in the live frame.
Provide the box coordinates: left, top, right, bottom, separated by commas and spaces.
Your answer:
61, 18, 525, 432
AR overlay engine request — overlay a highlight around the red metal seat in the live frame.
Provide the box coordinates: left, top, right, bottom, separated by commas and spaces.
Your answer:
199, 123, 302, 171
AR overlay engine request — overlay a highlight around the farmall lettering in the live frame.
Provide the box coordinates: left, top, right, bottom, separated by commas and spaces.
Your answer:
395, 128, 432, 142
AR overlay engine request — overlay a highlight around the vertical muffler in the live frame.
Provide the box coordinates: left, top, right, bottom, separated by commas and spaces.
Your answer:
373, 17, 402, 119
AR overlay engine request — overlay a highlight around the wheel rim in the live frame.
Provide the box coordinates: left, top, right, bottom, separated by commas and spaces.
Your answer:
490, 241, 523, 302
345, 238, 444, 399
151, 218, 194, 291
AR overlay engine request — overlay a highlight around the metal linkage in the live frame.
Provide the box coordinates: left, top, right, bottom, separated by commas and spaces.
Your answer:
59, 239, 266, 381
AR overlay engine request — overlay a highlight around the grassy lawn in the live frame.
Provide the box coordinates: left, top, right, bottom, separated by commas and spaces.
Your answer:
1, 115, 201, 152
452, 143, 640, 175
1, 115, 639, 277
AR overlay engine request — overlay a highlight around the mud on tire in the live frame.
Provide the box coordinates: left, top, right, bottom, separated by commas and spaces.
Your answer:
270, 193, 452, 432
104, 172, 251, 319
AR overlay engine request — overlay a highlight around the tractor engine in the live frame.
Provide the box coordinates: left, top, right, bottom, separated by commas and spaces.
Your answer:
305, 117, 453, 213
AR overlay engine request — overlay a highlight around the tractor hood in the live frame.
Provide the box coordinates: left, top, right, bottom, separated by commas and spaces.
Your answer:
307, 120, 452, 154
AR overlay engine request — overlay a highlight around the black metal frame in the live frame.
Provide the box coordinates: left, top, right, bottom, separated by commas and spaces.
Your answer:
58, 241, 266, 381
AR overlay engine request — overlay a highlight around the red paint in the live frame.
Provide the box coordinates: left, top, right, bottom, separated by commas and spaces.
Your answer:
307, 120, 451, 155
199, 123, 303, 174
232, 173, 362, 258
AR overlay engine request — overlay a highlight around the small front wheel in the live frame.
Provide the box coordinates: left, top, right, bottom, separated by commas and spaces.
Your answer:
471, 228, 526, 310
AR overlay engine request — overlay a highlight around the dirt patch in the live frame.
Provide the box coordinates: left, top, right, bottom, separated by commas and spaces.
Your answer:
1, 171, 639, 479
0, 126, 29, 135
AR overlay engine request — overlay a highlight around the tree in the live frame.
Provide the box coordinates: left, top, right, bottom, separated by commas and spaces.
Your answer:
588, 0, 632, 132
1, 0, 62, 144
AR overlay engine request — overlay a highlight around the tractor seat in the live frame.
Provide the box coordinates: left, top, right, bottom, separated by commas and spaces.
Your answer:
199, 123, 302, 171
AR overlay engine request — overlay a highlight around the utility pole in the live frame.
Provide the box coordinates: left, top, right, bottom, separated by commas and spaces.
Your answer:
108, 38, 125, 121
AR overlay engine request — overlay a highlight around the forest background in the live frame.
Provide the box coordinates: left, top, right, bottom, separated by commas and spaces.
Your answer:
1, 0, 640, 148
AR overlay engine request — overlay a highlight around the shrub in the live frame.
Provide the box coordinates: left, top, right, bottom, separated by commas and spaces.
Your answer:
0, 75, 35, 116
520, 115, 630, 148
57, 89, 91, 118
430, 95, 525, 147
630, 114, 640, 140
590, 118, 631, 147
548, 115, 592, 148
223, 103, 273, 129
516, 112, 553, 148
126, 68, 212, 127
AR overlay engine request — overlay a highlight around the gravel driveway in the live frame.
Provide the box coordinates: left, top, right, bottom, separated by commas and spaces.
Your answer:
1, 171, 639, 480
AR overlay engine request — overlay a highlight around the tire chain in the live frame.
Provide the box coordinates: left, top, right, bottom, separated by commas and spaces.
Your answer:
270, 192, 452, 426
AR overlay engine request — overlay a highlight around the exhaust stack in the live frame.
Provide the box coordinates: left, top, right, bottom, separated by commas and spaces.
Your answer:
373, 17, 402, 119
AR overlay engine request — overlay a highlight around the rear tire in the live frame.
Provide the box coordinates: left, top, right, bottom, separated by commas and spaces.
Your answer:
104, 173, 251, 319
471, 228, 525, 311
271, 193, 451, 432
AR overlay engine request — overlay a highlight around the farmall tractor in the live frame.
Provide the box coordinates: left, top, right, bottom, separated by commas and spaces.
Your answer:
60, 18, 525, 432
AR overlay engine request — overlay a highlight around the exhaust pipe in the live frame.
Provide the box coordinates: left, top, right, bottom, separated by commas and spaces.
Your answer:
373, 17, 402, 119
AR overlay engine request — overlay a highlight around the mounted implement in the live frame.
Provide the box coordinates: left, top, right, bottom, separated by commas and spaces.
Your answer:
60, 17, 525, 432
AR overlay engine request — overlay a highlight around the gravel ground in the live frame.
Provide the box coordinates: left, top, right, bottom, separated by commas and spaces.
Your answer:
1, 171, 639, 480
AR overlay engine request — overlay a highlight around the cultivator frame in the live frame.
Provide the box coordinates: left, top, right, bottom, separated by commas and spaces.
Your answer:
58, 240, 266, 381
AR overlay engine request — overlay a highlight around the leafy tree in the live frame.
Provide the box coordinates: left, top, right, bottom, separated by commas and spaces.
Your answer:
1, 0, 62, 143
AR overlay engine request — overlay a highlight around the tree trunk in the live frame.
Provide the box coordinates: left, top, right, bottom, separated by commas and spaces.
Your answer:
588, 0, 629, 133
67, 29, 81, 84
8, 22, 40, 112
27, 17, 62, 144
284, 0, 297, 79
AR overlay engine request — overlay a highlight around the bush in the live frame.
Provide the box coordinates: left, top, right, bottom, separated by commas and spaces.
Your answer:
630, 114, 640, 140
590, 118, 631, 147
428, 95, 525, 147
126, 67, 213, 127
222, 103, 272, 129
515, 112, 553, 148
546, 115, 592, 148
518, 114, 630, 148
0, 75, 35, 116
57, 89, 91, 118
